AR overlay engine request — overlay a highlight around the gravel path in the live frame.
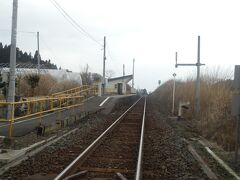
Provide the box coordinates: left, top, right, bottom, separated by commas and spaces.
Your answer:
142, 96, 209, 179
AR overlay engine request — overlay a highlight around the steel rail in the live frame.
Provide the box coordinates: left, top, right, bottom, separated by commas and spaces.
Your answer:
54, 96, 143, 180
135, 96, 147, 180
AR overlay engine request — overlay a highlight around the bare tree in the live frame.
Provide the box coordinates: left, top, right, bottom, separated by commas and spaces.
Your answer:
80, 64, 92, 85
92, 73, 102, 83
106, 69, 115, 78
24, 74, 40, 96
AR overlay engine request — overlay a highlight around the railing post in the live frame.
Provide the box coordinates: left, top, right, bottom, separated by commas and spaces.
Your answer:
8, 103, 14, 137
39, 100, 43, 124
72, 97, 76, 115
27, 101, 30, 115
50, 98, 53, 110
66, 97, 69, 108
59, 97, 62, 108
57, 98, 62, 128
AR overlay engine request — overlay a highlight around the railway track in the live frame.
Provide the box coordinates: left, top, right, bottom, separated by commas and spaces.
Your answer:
55, 96, 146, 180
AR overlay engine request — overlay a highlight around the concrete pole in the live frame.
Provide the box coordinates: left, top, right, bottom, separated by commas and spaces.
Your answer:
37, 32, 40, 74
195, 36, 201, 114
102, 36, 106, 95
175, 52, 178, 68
132, 58, 135, 88
172, 73, 176, 115
7, 0, 18, 123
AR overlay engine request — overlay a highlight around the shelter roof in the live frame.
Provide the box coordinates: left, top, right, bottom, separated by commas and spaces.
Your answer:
108, 75, 133, 83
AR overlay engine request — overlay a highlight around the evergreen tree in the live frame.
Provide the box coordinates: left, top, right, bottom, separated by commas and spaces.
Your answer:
0, 42, 57, 69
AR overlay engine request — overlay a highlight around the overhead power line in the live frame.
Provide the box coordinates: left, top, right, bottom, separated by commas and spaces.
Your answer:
0, 29, 35, 34
49, 0, 103, 47
106, 48, 116, 62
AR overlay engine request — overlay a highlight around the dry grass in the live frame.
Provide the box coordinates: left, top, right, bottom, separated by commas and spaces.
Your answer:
152, 67, 236, 151
17, 74, 80, 97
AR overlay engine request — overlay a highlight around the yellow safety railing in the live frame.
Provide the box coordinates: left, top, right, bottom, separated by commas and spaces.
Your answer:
0, 85, 98, 137
0, 96, 84, 137
52, 85, 97, 97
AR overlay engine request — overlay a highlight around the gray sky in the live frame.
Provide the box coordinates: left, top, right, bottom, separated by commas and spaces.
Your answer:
0, 0, 239, 91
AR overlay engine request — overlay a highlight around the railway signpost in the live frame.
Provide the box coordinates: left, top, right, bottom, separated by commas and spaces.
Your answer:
172, 73, 176, 115
232, 65, 240, 168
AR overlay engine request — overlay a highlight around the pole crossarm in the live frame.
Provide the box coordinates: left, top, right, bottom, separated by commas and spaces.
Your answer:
176, 63, 205, 67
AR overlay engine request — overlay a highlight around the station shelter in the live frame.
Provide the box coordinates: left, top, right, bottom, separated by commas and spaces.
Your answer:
104, 75, 136, 95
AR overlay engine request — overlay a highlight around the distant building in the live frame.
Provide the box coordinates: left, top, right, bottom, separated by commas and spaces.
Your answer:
105, 74, 136, 95
0, 68, 82, 85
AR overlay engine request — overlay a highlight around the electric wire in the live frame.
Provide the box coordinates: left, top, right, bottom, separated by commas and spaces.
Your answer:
0, 29, 35, 34
40, 35, 59, 64
49, 0, 103, 47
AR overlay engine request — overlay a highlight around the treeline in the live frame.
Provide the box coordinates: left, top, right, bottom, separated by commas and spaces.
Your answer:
0, 42, 57, 69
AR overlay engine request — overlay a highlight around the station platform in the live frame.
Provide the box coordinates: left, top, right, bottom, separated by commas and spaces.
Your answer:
0, 95, 136, 137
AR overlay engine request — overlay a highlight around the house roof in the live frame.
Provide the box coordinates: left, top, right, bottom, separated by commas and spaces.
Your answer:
108, 74, 133, 82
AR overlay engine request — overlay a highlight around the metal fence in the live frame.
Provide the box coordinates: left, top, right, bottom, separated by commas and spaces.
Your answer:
0, 85, 98, 137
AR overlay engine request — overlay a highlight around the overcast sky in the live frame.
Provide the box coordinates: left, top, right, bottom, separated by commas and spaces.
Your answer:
0, 0, 239, 91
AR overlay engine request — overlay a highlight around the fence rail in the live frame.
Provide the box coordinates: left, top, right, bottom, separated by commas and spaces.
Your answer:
0, 85, 98, 137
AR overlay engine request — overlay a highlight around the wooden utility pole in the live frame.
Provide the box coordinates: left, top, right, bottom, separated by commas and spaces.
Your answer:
102, 36, 106, 95
232, 65, 240, 169
175, 36, 205, 116
132, 58, 135, 88
7, 0, 18, 137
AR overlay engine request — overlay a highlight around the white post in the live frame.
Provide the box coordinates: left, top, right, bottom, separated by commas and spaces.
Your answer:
172, 73, 176, 115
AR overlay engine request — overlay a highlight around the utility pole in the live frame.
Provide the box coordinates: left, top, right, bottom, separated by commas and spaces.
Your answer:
231, 65, 240, 169
37, 31, 40, 74
172, 73, 176, 115
132, 58, 135, 88
7, 0, 18, 137
175, 36, 205, 116
122, 64, 125, 94
196, 36, 201, 114
102, 36, 106, 95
